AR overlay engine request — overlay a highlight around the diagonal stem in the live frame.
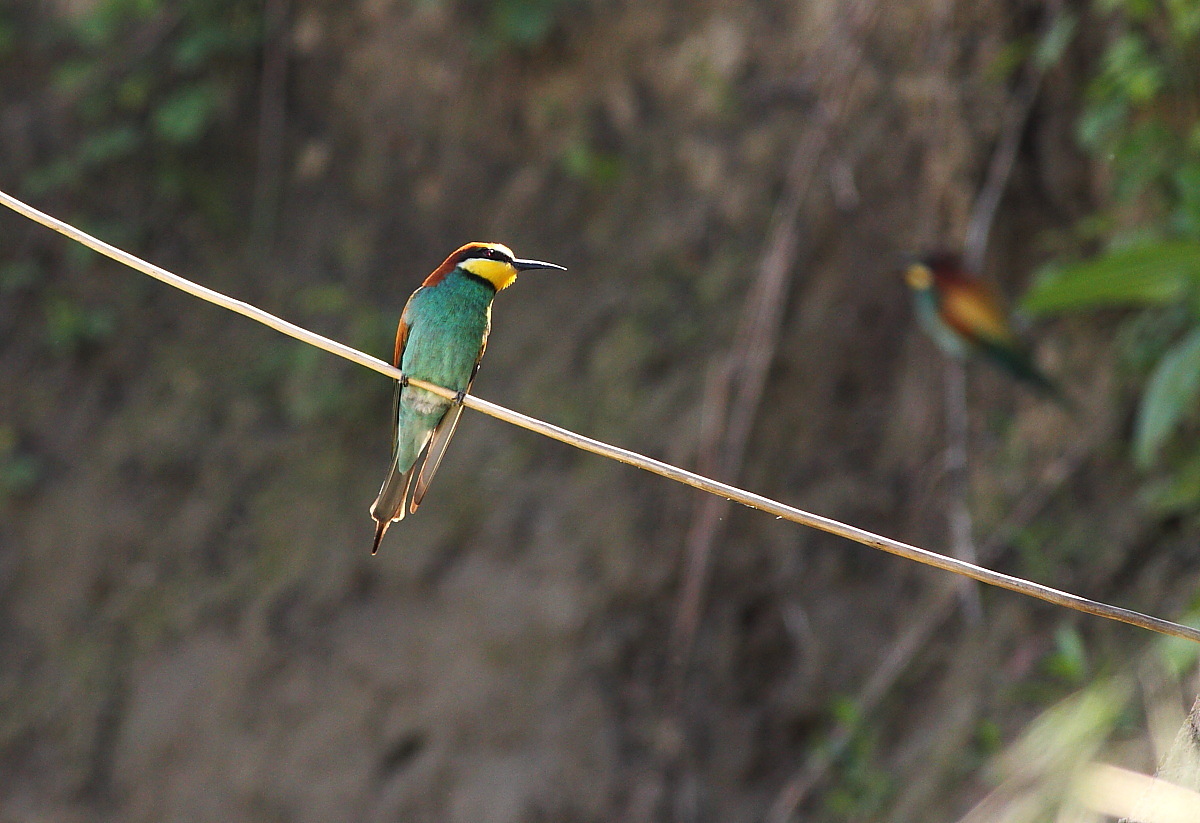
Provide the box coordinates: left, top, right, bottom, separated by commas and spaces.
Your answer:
2, 189, 1198, 647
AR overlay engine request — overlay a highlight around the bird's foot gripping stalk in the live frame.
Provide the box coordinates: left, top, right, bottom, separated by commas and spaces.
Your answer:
398, 372, 409, 388
453, 389, 467, 406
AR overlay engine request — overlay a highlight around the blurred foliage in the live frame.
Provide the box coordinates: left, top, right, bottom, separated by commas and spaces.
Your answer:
1044, 624, 1091, 685
0, 427, 40, 498
1079, 0, 1200, 234
42, 293, 115, 354
990, 11, 1078, 82
1025, 242, 1200, 313
0, 261, 41, 293
971, 612, 1200, 822
1024, 0, 1200, 497
561, 138, 623, 186
0, 0, 266, 374
20, 0, 262, 219
981, 680, 1131, 821
469, 0, 585, 55
822, 697, 895, 818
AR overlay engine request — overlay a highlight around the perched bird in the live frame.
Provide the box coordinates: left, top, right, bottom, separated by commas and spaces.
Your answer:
904, 253, 1066, 402
370, 242, 565, 553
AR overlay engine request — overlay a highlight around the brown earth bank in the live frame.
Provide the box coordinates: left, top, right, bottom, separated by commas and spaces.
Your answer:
1, 0, 1197, 821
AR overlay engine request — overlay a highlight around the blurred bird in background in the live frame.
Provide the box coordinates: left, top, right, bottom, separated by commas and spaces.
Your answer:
904, 252, 1069, 405
370, 242, 566, 553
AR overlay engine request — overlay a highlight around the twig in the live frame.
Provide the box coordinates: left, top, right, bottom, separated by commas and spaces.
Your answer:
766, 443, 1091, 822
769, 7, 1075, 811
940, 0, 1064, 626
669, 0, 881, 682
961, 79, 1042, 273
668, 144, 806, 679
944, 358, 982, 621
2, 189, 1198, 648
251, 0, 291, 252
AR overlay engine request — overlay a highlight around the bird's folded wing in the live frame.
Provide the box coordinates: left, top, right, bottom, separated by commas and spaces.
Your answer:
941, 281, 1015, 346
411, 401, 466, 514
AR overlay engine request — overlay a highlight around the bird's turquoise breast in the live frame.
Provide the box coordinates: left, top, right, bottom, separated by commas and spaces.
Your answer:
914, 289, 968, 358
402, 271, 494, 401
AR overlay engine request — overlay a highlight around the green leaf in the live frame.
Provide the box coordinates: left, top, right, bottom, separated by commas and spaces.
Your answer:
117, 72, 154, 111
829, 695, 861, 727
0, 17, 14, 58
1166, 0, 1200, 39
1077, 96, 1127, 150
986, 36, 1031, 82
1172, 162, 1200, 236
1033, 12, 1077, 70
1045, 624, 1088, 683
491, 1, 557, 46
1140, 445, 1200, 513
80, 125, 141, 164
152, 84, 219, 145
53, 60, 94, 96
0, 261, 40, 292
173, 27, 239, 71
43, 297, 115, 354
1134, 325, 1200, 467
24, 158, 84, 197
561, 141, 623, 185
1023, 241, 1200, 314
0, 454, 40, 495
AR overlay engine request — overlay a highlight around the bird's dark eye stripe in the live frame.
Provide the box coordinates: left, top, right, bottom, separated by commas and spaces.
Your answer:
460, 246, 512, 264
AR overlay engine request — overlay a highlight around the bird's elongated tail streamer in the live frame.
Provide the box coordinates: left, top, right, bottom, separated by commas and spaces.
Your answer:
3, 189, 1198, 645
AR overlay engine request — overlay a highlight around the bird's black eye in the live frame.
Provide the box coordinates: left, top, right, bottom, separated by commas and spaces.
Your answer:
465, 246, 511, 264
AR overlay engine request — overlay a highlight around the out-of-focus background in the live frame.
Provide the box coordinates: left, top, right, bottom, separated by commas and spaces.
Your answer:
3, 0, 1200, 820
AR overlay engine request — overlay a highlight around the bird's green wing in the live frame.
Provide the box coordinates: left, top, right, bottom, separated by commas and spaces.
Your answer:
369, 296, 417, 553
410, 402, 466, 514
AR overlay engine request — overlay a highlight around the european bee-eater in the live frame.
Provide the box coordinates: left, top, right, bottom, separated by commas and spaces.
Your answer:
370, 242, 565, 554
904, 253, 1066, 402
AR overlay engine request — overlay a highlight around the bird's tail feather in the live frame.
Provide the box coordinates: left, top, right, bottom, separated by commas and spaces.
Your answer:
370, 462, 416, 554
982, 342, 1077, 413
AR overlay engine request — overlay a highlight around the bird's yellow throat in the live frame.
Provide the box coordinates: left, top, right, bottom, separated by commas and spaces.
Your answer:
460, 258, 518, 291
905, 263, 933, 291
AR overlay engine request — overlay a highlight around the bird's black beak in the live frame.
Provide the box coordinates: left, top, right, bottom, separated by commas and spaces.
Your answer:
513, 258, 566, 272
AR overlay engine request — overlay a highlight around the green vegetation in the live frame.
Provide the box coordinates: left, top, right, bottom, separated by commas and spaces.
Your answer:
561, 138, 623, 186
0, 427, 40, 497
1025, 0, 1200, 505
42, 293, 115, 354
473, 0, 584, 52
822, 697, 895, 818
972, 612, 1200, 821
22, 0, 262, 217
3, 2, 1198, 820
1043, 624, 1090, 685
6, 1, 266, 369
